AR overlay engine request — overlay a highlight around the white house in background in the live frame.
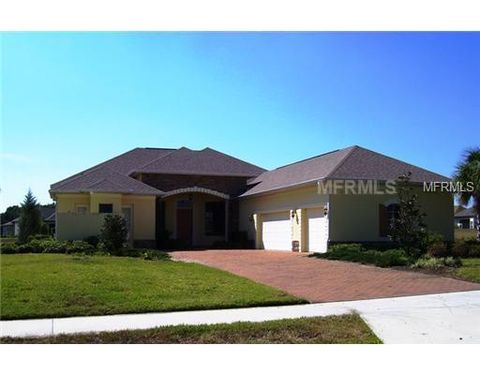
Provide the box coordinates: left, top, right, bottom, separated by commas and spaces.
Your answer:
455, 207, 479, 229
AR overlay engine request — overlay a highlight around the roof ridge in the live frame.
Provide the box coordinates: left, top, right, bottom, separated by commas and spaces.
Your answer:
86, 177, 119, 189
134, 148, 182, 171
273, 146, 356, 171
203, 147, 267, 172
337, 146, 450, 180
324, 145, 360, 179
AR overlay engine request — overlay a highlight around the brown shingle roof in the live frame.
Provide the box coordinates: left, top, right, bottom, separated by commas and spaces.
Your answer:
241, 145, 450, 197
50, 147, 265, 195
50, 166, 163, 195
137, 147, 266, 177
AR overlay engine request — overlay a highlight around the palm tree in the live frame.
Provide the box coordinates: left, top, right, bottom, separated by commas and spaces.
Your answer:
454, 147, 480, 240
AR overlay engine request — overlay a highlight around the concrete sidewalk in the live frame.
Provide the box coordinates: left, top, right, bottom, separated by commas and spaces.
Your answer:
2, 290, 480, 343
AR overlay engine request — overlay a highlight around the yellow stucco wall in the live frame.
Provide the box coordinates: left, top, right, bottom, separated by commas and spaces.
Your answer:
240, 183, 454, 248
55, 193, 156, 241
163, 193, 225, 246
329, 188, 454, 242
121, 195, 156, 240
56, 194, 90, 213
239, 184, 329, 251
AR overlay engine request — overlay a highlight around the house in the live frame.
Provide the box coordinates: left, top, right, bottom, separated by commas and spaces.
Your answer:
50, 147, 265, 248
0, 206, 56, 237
50, 145, 453, 252
1, 218, 19, 237
454, 207, 479, 229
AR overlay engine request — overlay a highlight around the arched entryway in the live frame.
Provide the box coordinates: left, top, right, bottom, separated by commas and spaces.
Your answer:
157, 187, 231, 248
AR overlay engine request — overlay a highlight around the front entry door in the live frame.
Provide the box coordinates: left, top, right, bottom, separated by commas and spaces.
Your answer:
176, 208, 193, 247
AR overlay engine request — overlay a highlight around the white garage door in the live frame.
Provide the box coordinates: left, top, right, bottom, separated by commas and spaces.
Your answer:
307, 207, 328, 253
262, 211, 291, 251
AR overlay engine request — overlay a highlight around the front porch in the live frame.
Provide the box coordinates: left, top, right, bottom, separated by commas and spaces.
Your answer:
157, 187, 235, 248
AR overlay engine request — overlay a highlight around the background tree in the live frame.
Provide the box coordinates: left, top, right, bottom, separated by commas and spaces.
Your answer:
390, 172, 427, 258
0, 205, 21, 224
18, 190, 42, 243
454, 147, 480, 241
100, 214, 128, 255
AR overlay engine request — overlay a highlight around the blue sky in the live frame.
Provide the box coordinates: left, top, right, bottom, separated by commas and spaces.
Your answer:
1, 32, 479, 211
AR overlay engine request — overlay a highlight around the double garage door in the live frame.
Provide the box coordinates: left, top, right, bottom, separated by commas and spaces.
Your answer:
261, 208, 328, 252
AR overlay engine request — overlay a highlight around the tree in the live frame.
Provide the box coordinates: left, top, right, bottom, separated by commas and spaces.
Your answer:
454, 147, 480, 241
100, 214, 128, 255
390, 172, 427, 257
0, 205, 21, 224
18, 190, 42, 243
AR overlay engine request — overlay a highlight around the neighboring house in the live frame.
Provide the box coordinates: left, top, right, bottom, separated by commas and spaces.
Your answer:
0, 206, 56, 237
454, 207, 479, 229
40, 206, 56, 234
50, 145, 453, 252
1, 218, 19, 237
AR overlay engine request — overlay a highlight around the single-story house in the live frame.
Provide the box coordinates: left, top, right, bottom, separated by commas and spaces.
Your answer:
1, 217, 19, 237
454, 207, 479, 229
0, 206, 56, 237
50, 145, 453, 252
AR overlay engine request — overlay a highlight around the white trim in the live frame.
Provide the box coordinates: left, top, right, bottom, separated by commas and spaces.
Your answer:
162, 186, 230, 200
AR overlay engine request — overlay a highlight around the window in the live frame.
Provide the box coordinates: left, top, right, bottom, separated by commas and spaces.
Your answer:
205, 201, 225, 236
386, 204, 400, 230
76, 205, 88, 215
379, 203, 399, 237
99, 204, 113, 214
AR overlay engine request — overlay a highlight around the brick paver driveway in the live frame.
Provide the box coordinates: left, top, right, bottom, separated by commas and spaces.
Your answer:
171, 250, 480, 302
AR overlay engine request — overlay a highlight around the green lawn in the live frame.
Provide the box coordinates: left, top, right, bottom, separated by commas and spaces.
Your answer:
1, 314, 381, 344
454, 258, 480, 283
0, 254, 304, 320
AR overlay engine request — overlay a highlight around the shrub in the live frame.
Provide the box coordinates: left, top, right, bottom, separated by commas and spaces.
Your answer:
121, 248, 170, 261
99, 215, 128, 255
412, 256, 445, 270
468, 245, 480, 257
139, 249, 170, 261
67, 240, 95, 254
374, 249, 410, 267
427, 242, 449, 258
452, 240, 480, 258
412, 256, 462, 270
0, 237, 167, 261
83, 235, 100, 247
37, 239, 69, 253
452, 241, 470, 257
0, 242, 18, 254
27, 234, 52, 242
320, 244, 410, 267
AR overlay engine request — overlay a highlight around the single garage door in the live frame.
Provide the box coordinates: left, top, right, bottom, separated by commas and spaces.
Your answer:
307, 207, 328, 253
261, 211, 291, 251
